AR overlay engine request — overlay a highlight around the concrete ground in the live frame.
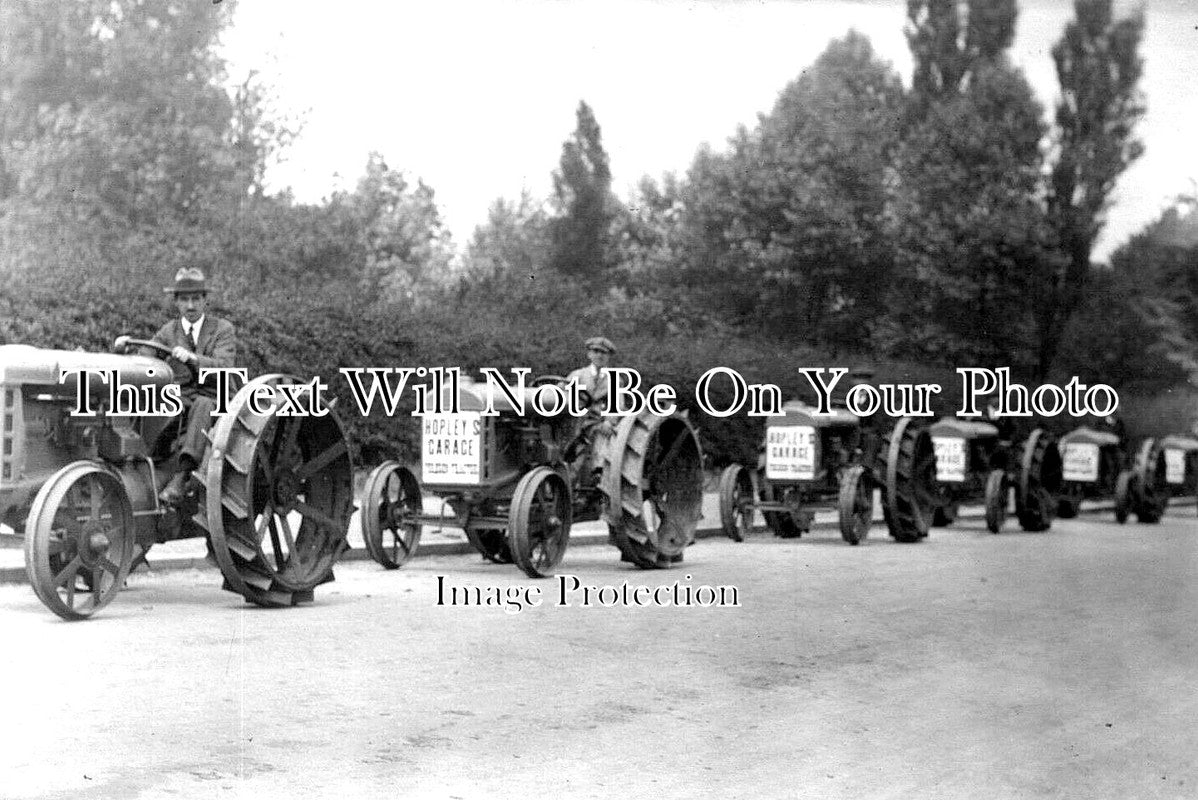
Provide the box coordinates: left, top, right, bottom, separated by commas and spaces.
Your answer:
1, 509, 1196, 799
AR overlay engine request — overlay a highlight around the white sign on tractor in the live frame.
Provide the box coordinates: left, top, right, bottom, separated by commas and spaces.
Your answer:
932, 437, 967, 483
422, 412, 482, 484
1063, 442, 1100, 483
765, 425, 816, 480
1165, 449, 1186, 485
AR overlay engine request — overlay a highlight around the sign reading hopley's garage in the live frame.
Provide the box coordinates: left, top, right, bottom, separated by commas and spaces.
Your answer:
765, 425, 817, 480
422, 412, 482, 484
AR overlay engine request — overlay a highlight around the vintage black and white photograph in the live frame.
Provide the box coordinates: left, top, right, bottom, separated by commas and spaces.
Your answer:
1, 0, 1196, 797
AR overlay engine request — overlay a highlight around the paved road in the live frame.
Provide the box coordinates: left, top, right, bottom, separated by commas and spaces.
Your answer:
2, 513, 1196, 799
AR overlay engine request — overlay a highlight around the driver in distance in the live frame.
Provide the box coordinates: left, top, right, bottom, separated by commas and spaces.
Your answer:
563, 336, 618, 483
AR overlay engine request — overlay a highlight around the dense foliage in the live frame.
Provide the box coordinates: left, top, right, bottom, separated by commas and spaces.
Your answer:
1, 0, 1194, 467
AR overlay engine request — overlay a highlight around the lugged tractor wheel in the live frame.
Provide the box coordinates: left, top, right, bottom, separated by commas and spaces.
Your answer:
509, 467, 572, 578
880, 418, 935, 542
24, 462, 135, 621
1114, 471, 1133, 524
718, 465, 753, 542
362, 461, 423, 569
1015, 429, 1060, 532
1131, 439, 1168, 523
601, 411, 704, 569
984, 469, 1007, 534
838, 464, 872, 545
195, 375, 354, 607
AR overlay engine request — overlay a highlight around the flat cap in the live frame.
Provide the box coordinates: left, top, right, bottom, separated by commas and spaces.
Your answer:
585, 336, 616, 354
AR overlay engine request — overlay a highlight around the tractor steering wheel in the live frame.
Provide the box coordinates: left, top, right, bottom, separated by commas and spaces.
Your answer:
114, 335, 173, 358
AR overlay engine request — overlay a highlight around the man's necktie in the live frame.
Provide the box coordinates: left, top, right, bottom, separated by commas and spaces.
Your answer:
188, 325, 198, 352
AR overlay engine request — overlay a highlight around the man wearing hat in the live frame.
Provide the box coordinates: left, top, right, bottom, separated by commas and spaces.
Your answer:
566, 336, 616, 412
151, 267, 239, 505
564, 336, 617, 483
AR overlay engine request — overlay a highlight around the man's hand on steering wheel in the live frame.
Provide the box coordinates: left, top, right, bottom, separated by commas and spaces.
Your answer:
170, 346, 197, 364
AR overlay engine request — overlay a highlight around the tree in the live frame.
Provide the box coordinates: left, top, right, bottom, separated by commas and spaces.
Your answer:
1112, 201, 1198, 337
884, 63, 1058, 368
679, 32, 905, 347
0, 0, 247, 225
1039, 0, 1146, 378
547, 100, 616, 279
349, 153, 455, 305
905, 0, 1017, 101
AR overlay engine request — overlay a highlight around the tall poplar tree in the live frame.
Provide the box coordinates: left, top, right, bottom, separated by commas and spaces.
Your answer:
1039, 0, 1146, 378
547, 100, 615, 279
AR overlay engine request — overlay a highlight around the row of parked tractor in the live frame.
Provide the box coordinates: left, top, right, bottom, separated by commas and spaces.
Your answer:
716, 399, 1198, 545
1, 341, 1195, 621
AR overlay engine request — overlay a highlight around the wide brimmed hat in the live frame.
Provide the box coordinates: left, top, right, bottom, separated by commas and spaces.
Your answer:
585, 336, 616, 354
164, 267, 209, 295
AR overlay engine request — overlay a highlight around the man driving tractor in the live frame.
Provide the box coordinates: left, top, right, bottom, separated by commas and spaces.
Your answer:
150, 267, 238, 505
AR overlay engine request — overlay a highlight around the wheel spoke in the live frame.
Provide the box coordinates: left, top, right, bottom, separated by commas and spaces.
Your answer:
295, 440, 348, 482
277, 513, 297, 551
88, 475, 102, 520
258, 448, 275, 486
294, 500, 340, 534
281, 416, 302, 463
255, 508, 274, 540
54, 555, 83, 588
388, 531, 411, 563
99, 557, 121, 577
268, 516, 286, 565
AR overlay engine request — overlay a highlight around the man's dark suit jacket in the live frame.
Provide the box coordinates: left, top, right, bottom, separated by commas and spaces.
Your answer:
150, 316, 238, 399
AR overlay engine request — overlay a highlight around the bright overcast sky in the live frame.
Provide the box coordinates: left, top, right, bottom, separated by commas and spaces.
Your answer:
221, 0, 1198, 262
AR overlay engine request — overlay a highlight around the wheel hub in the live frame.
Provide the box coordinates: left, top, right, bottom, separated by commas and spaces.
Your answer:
273, 466, 300, 507
386, 501, 410, 527
79, 523, 111, 566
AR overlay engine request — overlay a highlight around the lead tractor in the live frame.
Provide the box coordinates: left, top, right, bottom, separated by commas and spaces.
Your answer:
0, 341, 354, 621
360, 374, 704, 578
927, 416, 1061, 534
717, 400, 937, 545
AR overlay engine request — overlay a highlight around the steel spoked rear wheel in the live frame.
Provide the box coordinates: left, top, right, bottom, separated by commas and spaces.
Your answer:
25, 462, 135, 621
509, 467, 572, 578
362, 461, 423, 569
882, 418, 935, 542
1016, 430, 1060, 532
603, 413, 704, 569
197, 375, 354, 607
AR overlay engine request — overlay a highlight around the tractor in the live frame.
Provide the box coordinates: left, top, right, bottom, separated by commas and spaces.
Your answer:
359, 374, 704, 578
1155, 433, 1198, 513
1110, 434, 1183, 524
927, 416, 1061, 533
1056, 420, 1167, 523
0, 341, 354, 620
716, 400, 937, 545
